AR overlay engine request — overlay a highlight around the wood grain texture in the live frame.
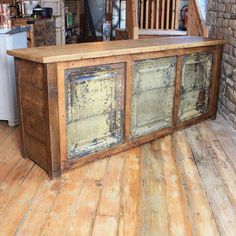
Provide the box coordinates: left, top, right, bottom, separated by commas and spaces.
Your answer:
98, 154, 124, 216
15, 59, 27, 158
0, 165, 45, 236
22, 110, 47, 144
166, 0, 170, 29
24, 133, 48, 169
155, 0, 160, 29
0, 129, 21, 183
159, 136, 193, 235
125, 0, 139, 39
209, 46, 222, 118
207, 117, 236, 169
119, 148, 141, 236
187, 0, 209, 37
140, 0, 144, 29
0, 116, 235, 235
40, 166, 89, 235
173, 56, 183, 126
92, 216, 118, 236
161, 0, 165, 29
174, 131, 219, 236
0, 122, 15, 146
171, 0, 177, 29
186, 126, 236, 235
8, 37, 225, 63
145, 0, 150, 29
141, 143, 169, 236
15, 180, 62, 235
0, 158, 34, 215
20, 84, 47, 118
45, 63, 61, 178
174, 0, 181, 29
16, 59, 46, 89
198, 123, 236, 207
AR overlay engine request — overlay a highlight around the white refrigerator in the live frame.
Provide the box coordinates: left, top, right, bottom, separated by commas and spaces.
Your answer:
0, 29, 27, 127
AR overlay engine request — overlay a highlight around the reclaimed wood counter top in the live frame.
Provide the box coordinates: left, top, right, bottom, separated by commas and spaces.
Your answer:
7, 36, 225, 64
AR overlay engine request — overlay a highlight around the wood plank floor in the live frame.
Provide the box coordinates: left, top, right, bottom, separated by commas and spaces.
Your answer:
0, 116, 235, 236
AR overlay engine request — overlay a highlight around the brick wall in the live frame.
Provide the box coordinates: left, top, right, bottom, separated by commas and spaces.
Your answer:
207, 0, 236, 128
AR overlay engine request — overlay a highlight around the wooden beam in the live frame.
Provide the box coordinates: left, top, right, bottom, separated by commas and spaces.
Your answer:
151, 0, 155, 29
145, 0, 150, 29
171, 0, 177, 29
140, 0, 145, 29
126, 0, 139, 39
166, 0, 170, 29
161, 0, 165, 29
156, 0, 160, 29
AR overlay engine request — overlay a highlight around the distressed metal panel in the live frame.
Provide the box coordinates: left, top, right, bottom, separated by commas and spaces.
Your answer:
131, 57, 176, 138
178, 52, 213, 122
65, 63, 125, 159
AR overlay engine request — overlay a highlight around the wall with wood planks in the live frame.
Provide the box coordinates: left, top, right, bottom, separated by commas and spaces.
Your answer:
207, 1, 236, 129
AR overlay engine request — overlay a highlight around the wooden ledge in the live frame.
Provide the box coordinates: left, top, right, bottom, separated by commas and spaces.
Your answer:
7, 36, 225, 64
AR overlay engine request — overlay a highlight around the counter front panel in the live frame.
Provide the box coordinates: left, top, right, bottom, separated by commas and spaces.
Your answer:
65, 63, 125, 159
131, 57, 176, 138
9, 37, 224, 178
178, 52, 213, 122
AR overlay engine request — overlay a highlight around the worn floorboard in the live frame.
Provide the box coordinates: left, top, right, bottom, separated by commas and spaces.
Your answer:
0, 121, 16, 147
207, 118, 236, 169
0, 115, 235, 235
186, 125, 236, 235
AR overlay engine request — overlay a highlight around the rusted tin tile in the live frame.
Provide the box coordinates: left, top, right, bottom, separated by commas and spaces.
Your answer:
178, 52, 213, 122
131, 57, 177, 138
65, 63, 125, 159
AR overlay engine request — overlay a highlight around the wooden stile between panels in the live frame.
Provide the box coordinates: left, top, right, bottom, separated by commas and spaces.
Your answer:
8, 36, 225, 178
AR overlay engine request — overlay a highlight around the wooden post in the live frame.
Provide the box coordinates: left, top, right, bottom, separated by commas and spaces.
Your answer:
156, 0, 160, 29
45, 63, 61, 178
126, 0, 139, 39
187, 0, 209, 37
173, 56, 183, 127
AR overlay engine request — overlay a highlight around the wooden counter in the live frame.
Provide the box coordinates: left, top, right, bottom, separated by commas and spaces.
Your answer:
8, 36, 225, 178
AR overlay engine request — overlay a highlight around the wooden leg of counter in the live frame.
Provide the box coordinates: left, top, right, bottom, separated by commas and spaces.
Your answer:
15, 59, 27, 159
210, 45, 223, 120
45, 64, 61, 179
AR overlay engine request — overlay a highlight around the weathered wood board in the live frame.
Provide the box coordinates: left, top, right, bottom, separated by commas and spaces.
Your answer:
65, 63, 125, 158
178, 52, 213, 122
131, 57, 176, 138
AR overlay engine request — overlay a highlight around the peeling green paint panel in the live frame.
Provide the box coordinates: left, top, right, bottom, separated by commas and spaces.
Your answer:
178, 52, 213, 122
131, 57, 177, 138
65, 63, 125, 159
